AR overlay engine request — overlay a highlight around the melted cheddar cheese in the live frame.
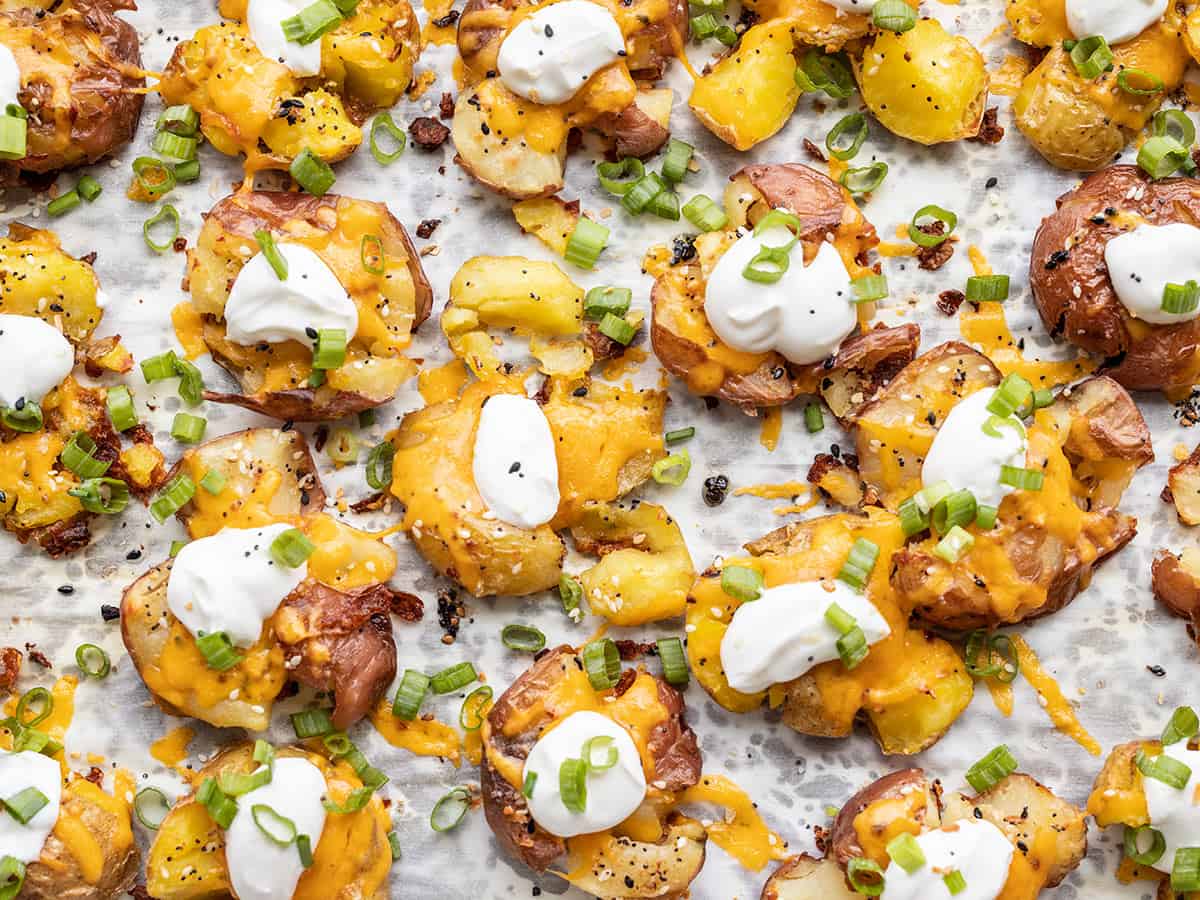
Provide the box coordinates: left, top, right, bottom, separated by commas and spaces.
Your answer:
369, 698, 463, 764
959, 302, 1098, 388
51, 770, 135, 885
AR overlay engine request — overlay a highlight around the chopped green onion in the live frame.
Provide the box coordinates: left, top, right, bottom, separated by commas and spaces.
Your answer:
298, 833, 315, 867
360, 234, 385, 275
826, 113, 868, 161
872, 0, 916, 32
713, 24, 738, 45
133, 157, 176, 198
584, 286, 632, 320
1162, 280, 1200, 315
559, 758, 588, 812
384, 832, 398, 863
327, 428, 358, 465
1124, 824, 1166, 866
3, 787, 48, 825
1117, 67, 1164, 96
253, 740, 275, 767
76, 175, 103, 202
837, 625, 869, 669
2, 400, 42, 433
908, 205, 957, 247
254, 229, 288, 280
430, 662, 477, 694
158, 104, 199, 136
915, 481, 953, 515
805, 403, 825, 433
1069, 34, 1114, 79
61, 431, 111, 479
199, 469, 226, 495
560, 575, 582, 616
564, 217, 609, 269
665, 426, 695, 444
133, 787, 169, 830
646, 188, 680, 221
932, 489, 977, 534
999, 465, 1044, 491
141, 350, 178, 383
430, 787, 471, 832
290, 148, 336, 196
1162, 706, 1200, 745
174, 159, 201, 183
934, 525, 975, 563
754, 209, 803, 237
270, 527, 315, 567
651, 448, 690, 485
68, 477, 130, 514
11, 691, 50, 729
721, 565, 764, 602
965, 274, 1010, 302
582, 639, 621, 690
150, 473, 195, 523
975, 504, 998, 530
459, 685, 493, 731
369, 112, 406, 164
943, 871, 967, 895
1033, 388, 1054, 409
798, 49, 855, 99
582, 735, 618, 771
218, 767, 272, 797
47, 190, 81, 218
196, 632, 242, 672
1172, 847, 1200, 892
169, 540, 188, 557
280, 0, 343, 45
656, 637, 688, 686
501, 623, 546, 653
898, 496, 930, 536
174, 357, 205, 406
597, 157, 645, 196
660, 138, 694, 184
105, 386, 138, 431
1136, 749, 1193, 790
521, 771, 537, 798
0, 856, 23, 899
690, 12, 718, 40
291, 708, 334, 738
312, 328, 347, 371
982, 414, 1023, 440
964, 631, 1018, 682
825, 602, 856, 635
365, 441, 395, 491
622, 172, 667, 215
74, 643, 110, 679
171, 412, 206, 444
987, 373, 1033, 418
196, 778, 239, 829
846, 857, 884, 896
682, 194, 728, 231
152, 130, 198, 162
1154, 109, 1196, 147
598, 312, 636, 345
840, 161, 888, 195
0, 115, 26, 160
886, 832, 926, 873
837, 538, 880, 591
742, 244, 792, 283
252, 804, 297, 846
2, 104, 22, 120
965, 745, 1018, 793
323, 786, 374, 815
144, 204, 181, 253
1139, 135, 1192, 180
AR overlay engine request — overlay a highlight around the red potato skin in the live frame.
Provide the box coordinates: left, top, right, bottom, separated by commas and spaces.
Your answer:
827, 769, 936, 868
1029, 165, 1200, 392
1151, 550, 1200, 647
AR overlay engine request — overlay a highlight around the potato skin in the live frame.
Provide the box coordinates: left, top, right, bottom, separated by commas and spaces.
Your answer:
760, 854, 857, 900
0, 0, 144, 184
827, 768, 937, 868
1029, 165, 1200, 392
187, 191, 432, 421
1152, 549, 1200, 648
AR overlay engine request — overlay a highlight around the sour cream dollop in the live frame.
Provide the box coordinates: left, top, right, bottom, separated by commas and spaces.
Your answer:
705, 228, 857, 366
472, 394, 560, 529
0, 314, 75, 409
1143, 746, 1200, 873
881, 819, 1014, 900
921, 387, 1027, 511
719, 579, 890, 694
522, 711, 646, 838
0, 751, 61, 865
1065, 0, 1167, 46
497, 0, 625, 105
224, 243, 358, 346
225, 757, 327, 900
0, 44, 21, 111
167, 524, 308, 647
1104, 223, 1200, 325
245, 0, 324, 76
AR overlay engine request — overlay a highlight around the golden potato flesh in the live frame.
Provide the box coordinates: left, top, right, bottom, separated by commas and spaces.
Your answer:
0, 225, 102, 343
856, 19, 988, 145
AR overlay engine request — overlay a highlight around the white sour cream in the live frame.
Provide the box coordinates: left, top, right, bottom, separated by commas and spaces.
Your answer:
0, 314, 75, 409
1144, 746, 1200, 873
472, 394, 560, 529
704, 228, 857, 366
166, 524, 308, 648
0, 44, 21, 111
1104, 223, 1200, 325
225, 757, 328, 900
719, 579, 890, 694
245, 0, 324, 76
921, 388, 1027, 511
496, 0, 625, 105
1065, 0, 1167, 45
0, 751, 61, 866
881, 819, 1014, 900
224, 243, 358, 346
523, 711, 646, 838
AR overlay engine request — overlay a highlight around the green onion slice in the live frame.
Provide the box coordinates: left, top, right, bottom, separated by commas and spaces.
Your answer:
430, 662, 477, 694
826, 113, 868, 161
15, 688, 51, 728
665, 426, 695, 444
132, 157, 176, 197
219, 766, 272, 797
158, 104, 199, 136
908, 205, 957, 247
1123, 824, 1166, 866
805, 403, 825, 433
934, 525, 975, 563
298, 832, 315, 867
1162, 279, 1200, 315
840, 161, 889, 195
251, 804, 297, 846
77, 175, 103, 202
798, 49, 855, 99
690, 12, 718, 40
898, 495, 930, 537
365, 441, 395, 491
1136, 749, 1193, 790
196, 632, 243, 672
144, 204, 181, 253
501, 623, 546, 653
559, 758, 588, 812
621, 172, 667, 214
1138, 135, 1192, 180
360, 234, 386, 275
290, 147, 336, 196
582, 736, 618, 771
141, 350, 178, 383
965, 274, 1010, 302
559, 575, 583, 616
323, 786, 374, 815
270, 528, 315, 568
68, 477, 130, 515
646, 188, 680, 221
152, 130, 198, 162
0, 856, 24, 900
150, 473, 196, 523
872, 0, 916, 32
2, 787, 47, 825
564, 217, 609, 269
846, 857, 884, 896
582, 639, 621, 690
327, 428, 358, 465
914, 481, 953, 515
931, 489, 977, 535
61, 432, 111, 479
651, 449, 690, 485
981, 414, 1023, 440
384, 832, 398, 863
837, 538, 879, 591
851, 274, 888, 303
1162, 706, 1200, 745
742, 244, 792, 283
721, 565, 764, 602
987, 373, 1033, 418
836, 625, 869, 669
656, 637, 689, 686
1117, 67, 1164, 96
430, 787, 471, 832
999, 465, 1044, 491
597, 157, 645, 196
105, 386, 137, 432
196, 778, 239, 829
199, 469, 226, 495
459, 685, 493, 731
47, 190, 80, 218
134, 786, 170, 830
886, 832, 926, 873
74, 643, 110, 679
522, 771, 537, 798
943, 870, 967, 895
280, 0, 343, 45
254, 229, 288, 280
965, 744, 1018, 793
0, 114, 26, 161
311, 328, 347, 371
975, 504, 998, 530
370, 112, 406, 164
1172, 847, 1200, 892
681, 194, 728, 231
1069, 34, 1114, 79
253, 740, 275, 767
1154, 109, 1196, 147
584, 285, 633, 319
2, 400, 42, 433
598, 312, 636, 345
291, 708, 334, 739
171, 412, 206, 444
660, 138, 694, 184
825, 602, 856, 635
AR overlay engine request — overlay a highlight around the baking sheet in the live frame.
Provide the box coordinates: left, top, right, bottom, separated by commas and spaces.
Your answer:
2, 1, 1196, 897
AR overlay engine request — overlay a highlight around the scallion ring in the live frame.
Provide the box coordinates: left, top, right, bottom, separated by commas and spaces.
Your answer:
564, 217, 609, 269
885, 832, 926, 873
987, 372, 1033, 418
459, 685, 493, 731
1154, 109, 1196, 147
134, 786, 170, 830
805, 402, 825, 433
651, 449, 691, 486
559, 575, 583, 616
323, 786, 374, 815
846, 857, 885, 896
931, 489, 977, 535
1138, 135, 1192, 180
1117, 67, 1164, 96
1162, 279, 1200, 315
851, 273, 888, 303
289, 147, 336, 197
251, 804, 297, 846
430, 787, 471, 832
908, 205, 957, 247
143, 204, 180, 254
270, 527, 316, 568
1136, 748, 1193, 789
291, 708, 334, 739
897, 495, 930, 537
2, 400, 42, 433
15, 688, 51, 728
132, 157, 175, 197
327, 428, 358, 465
69, 477, 130, 515
500, 623, 546, 653
105, 386, 137, 432
430, 662, 477, 694
2, 787, 48, 825
742, 244, 792, 283
965, 274, 1010, 302
559, 758, 588, 812
837, 538, 880, 592
1162, 705, 1200, 745
799, 48, 855, 100
360, 234, 386, 275
656, 637, 689, 686
0, 857, 24, 899
1172, 847, 1200, 892
999, 465, 1045, 491
369, 112, 406, 164
581, 736, 618, 771
149, 473, 195, 523
218, 767, 272, 797
825, 112, 868, 161
721, 565, 764, 602
933, 525, 975, 563
74, 644, 110, 679
61, 431, 111, 479
681, 193, 728, 231
965, 744, 1018, 793
840, 161, 888, 195
871, 0, 915, 32
365, 441, 396, 491
1123, 825, 1166, 866
660, 138, 694, 184
1069, 34, 1114, 79
582, 639, 621, 690
174, 357, 205, 407
597, 157, 645, 196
